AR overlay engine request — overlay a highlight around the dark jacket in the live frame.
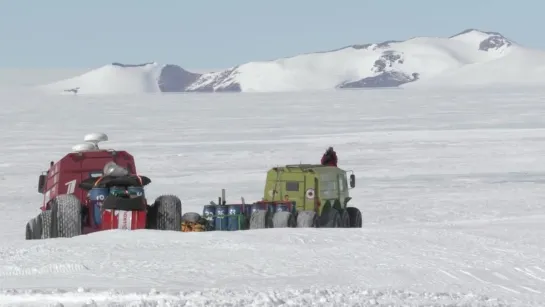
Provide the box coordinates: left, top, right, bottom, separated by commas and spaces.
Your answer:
321, 149, 338, 166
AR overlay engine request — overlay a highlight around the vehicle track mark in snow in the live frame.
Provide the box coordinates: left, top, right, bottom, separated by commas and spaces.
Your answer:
519, 286, 542, 294
438, 269, 459, 280
514, 267, 545, 283
459, 269, 523, 295
493, 272, 509, 281
496, 285, 521, 295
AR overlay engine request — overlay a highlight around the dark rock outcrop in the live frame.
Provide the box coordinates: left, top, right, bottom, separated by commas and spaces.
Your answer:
339, 72, 419, 88
372, 51, 404, 73
108, 62, 202, 92
158, 64, 201, 92
337, 50, 417, 88
479, 35, 511, 51
449, 29, 513, 51
111, 62, 155, 67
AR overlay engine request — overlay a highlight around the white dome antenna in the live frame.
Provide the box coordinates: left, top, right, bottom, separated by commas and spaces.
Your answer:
72, 143, 99, 152
83, 133, 108, 149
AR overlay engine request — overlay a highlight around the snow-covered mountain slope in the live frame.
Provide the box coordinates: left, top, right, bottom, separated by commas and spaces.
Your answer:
2, 88, 545, 306
403, 47, 545, 88
40, 62, 200, 94
189, 29, 520, 92
37, 28, 545, 94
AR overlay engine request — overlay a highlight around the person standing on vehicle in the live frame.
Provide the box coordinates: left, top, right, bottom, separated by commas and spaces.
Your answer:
320, 146, 338, 166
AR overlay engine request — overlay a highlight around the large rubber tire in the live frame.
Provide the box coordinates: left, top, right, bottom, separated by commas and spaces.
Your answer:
50, 194, 83, 238
272, 211, 296, 228
39, 210, 52, 239
346, 207, 363, 228
152, 195, 182, 231
249, 210, 273, 229
25, 222, 32, 240
320, 208, 342, 228
296, 211, 319, 228
25, 217, 41, 240
339, 209, 350, 228
33, 216, 42, 239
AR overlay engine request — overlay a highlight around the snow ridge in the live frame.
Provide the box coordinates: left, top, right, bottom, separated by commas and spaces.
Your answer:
38, 28, 545, 94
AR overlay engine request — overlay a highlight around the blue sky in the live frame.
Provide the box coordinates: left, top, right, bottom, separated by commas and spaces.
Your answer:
0, 0, 539, 69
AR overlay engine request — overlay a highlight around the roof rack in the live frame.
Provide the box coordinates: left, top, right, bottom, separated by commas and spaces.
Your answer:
284, 164, 324, 169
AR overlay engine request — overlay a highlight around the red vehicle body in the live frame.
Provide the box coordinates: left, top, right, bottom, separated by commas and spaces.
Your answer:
27, 133, 182, 240
38, 149, 145, 234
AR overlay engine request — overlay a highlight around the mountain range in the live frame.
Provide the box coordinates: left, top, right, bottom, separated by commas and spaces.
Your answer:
40, 29, 545, 94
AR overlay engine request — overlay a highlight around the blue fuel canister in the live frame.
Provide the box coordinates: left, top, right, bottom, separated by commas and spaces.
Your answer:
88, 187, 109, 226
202, 204, 216, 230
215, 205, 228, 230
227, 204, 244, 231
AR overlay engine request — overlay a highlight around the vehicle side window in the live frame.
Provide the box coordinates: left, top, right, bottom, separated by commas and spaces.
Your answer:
286, 181, 299, 191
321, 180, 337, 197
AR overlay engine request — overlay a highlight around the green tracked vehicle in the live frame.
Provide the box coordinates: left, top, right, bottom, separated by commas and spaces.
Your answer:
261, 164, 363, 228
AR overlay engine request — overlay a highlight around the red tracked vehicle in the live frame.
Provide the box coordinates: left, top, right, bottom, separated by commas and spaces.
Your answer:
25, 133, 182, 239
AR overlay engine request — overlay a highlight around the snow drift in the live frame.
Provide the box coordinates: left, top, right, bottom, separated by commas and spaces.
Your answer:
39, 29, 545, 94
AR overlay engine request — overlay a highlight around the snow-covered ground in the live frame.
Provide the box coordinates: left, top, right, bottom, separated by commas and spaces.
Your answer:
1, 85, 545, 306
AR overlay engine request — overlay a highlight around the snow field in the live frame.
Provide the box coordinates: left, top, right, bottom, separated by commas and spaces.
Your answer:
0, 87, 544, 306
